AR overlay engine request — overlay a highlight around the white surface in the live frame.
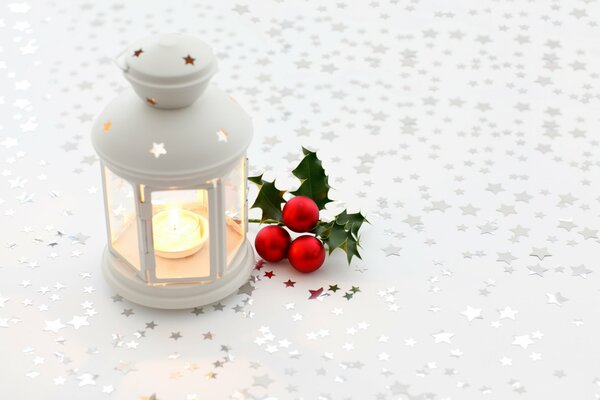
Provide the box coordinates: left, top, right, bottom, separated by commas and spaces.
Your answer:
1, 0, 600, 399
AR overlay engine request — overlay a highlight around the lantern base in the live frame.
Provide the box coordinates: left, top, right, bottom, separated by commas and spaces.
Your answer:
101, 241, 255, 309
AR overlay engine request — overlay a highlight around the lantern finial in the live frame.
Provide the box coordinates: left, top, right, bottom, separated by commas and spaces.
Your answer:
114, 33, 218, 109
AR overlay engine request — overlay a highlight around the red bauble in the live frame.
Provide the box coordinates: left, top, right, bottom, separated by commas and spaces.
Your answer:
288, 235, 326, 273
282, 196, 320, 233
254, 225, 291, 262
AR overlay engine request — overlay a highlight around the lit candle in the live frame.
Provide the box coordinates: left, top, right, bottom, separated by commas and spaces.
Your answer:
152, 208, 208, 259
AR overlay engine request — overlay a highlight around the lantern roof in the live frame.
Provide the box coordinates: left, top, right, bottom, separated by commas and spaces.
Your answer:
115, 33, 217, 86
92, 86, 252, 186
92, 33, 252, 186
114, 33, 218, 109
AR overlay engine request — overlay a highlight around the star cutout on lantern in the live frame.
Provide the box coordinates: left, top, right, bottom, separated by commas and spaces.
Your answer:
284, 279, 296, 287
102, 120, 112, 133
150, 142, 166, 158
217, 128, 229, 142
132, 48, 143, 57
183, 54, 195, 65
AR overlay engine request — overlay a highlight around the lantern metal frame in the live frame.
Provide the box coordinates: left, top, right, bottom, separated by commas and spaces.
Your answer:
100, 158, 253, 309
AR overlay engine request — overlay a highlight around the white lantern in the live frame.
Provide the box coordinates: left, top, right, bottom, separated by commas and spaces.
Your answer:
91, 33, 254, 309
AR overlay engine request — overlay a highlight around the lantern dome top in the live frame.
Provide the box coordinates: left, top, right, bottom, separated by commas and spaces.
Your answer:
91, 86, 252, 187
114, 33, 218, 109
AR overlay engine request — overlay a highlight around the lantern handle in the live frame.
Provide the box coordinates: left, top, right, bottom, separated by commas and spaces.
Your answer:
114, 47, 129, 72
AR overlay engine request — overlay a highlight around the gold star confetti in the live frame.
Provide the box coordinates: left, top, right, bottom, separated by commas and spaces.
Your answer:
216, 128, 229, 142
146, 97, 157, 106
206, 371, 217, 379
133, 48, 143, 57
183, 54, 195, 65
102, 120, 112, 133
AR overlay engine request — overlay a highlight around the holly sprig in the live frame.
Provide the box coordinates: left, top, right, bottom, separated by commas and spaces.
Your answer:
248, 147, 367, 264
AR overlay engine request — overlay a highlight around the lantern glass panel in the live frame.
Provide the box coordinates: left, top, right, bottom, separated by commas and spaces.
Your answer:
224, 158, 246, 267
150, 189, 211, 280
104, 166, 140, 270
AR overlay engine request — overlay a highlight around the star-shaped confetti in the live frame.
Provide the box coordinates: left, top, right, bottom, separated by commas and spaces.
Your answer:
308, 288, 323, 300
284, 279, 296, 287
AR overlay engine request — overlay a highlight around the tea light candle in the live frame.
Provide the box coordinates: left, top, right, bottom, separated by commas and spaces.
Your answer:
152, 208, 207, 259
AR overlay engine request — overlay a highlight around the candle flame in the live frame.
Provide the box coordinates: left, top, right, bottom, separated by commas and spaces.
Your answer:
168, 208, 180, 232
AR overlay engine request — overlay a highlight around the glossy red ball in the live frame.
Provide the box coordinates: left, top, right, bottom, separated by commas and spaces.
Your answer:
282, 196, 320, 233
254, 225, 291, 262
288, 235, 326, 273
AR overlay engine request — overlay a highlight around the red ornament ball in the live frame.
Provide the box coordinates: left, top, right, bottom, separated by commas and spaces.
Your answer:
288, 235, 326, 273
254, 225, 291, 262
282, 196, 320, 232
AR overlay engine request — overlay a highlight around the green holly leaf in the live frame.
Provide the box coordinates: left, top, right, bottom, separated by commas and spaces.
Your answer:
341, 234, 362, 263
290, 147, 333, 210
324, 223, 348, 254
315, 209, 366, 264
335, 210, 368, 236
248, 174, 286, 222
313, 220, 333, 238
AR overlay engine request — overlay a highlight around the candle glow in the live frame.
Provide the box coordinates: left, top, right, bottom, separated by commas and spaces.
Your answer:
152, 207, 207, 259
